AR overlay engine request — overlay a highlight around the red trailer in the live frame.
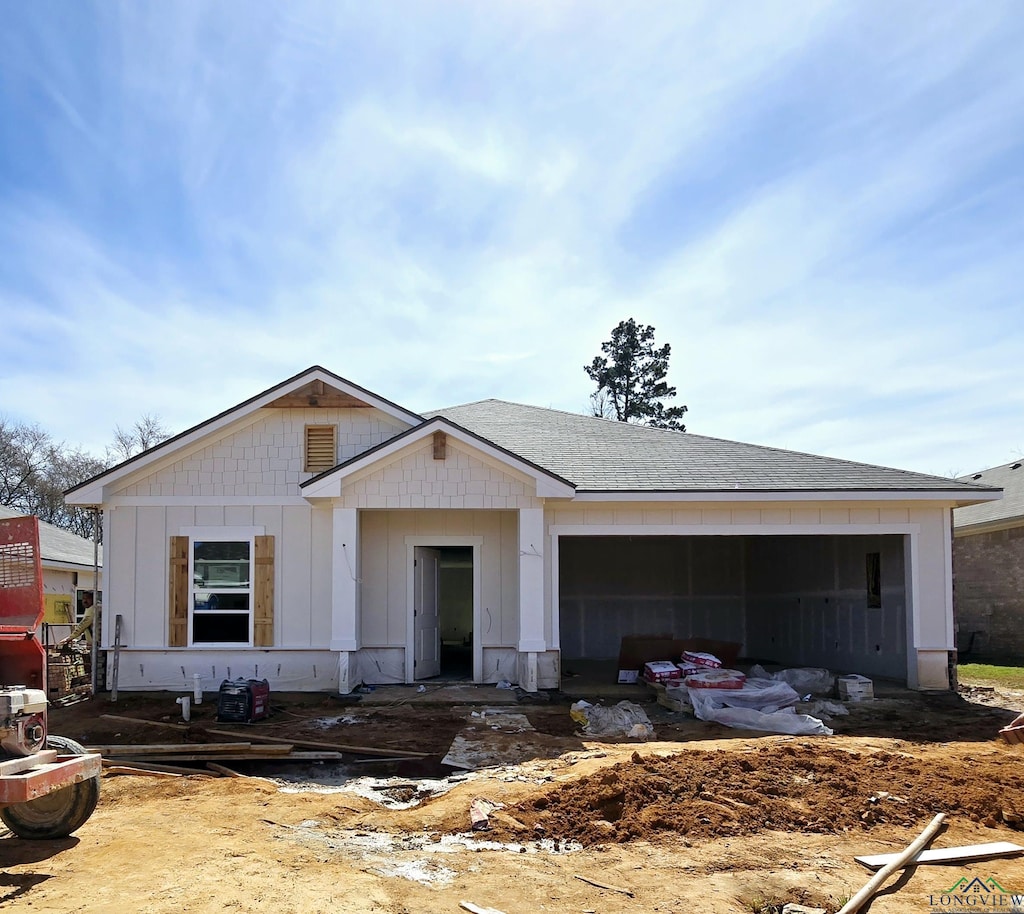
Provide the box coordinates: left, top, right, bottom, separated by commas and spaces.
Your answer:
0, 516, 101, 839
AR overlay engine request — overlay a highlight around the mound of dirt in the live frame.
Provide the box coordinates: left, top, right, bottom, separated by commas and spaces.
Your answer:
483, 743, 1024, 845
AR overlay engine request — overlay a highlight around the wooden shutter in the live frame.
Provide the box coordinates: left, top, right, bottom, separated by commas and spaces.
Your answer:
168, 536, 189, 647
305, 425, 337, 473
254, 535, 275, 647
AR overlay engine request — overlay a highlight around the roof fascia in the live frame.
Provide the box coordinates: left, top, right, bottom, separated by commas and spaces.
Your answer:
66, 366, 422, 504
302, 417, 575, 499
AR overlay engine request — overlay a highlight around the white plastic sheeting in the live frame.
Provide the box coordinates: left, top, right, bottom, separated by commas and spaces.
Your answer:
687, 677, 833, 736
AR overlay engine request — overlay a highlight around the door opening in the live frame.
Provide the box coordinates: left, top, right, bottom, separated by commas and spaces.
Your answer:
414, 546, 473, 681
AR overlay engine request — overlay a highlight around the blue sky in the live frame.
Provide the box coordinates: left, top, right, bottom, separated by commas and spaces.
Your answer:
1, 2, 1022, 477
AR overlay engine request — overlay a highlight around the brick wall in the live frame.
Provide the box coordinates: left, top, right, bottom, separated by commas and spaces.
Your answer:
954, 524, 1024, 660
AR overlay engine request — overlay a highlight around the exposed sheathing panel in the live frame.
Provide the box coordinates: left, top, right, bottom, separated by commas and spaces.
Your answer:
558, 536, 746, 660
744, 534, 907, 678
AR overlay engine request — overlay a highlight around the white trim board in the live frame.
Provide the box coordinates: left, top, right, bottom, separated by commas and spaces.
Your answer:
548, 524, 921, 537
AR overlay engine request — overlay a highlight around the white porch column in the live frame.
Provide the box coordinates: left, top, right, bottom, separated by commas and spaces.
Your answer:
330, 507, 360, 692
906, 509, 955, 690
518, 508, 545, 692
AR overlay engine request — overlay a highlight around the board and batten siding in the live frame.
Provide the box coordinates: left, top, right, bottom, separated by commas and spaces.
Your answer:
358, 509, 519, 649
106, 503, 333, 649
117, 407, 410, 498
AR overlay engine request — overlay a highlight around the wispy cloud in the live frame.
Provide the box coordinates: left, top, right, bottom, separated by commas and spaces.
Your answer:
0, 1, 1022, 476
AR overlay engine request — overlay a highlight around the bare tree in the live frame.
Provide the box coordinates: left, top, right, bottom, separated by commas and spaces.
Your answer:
0, 413, 170, 541
106, 414, 170, 463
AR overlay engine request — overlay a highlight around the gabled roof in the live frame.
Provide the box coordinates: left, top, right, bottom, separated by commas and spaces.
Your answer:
66, 366, 422, 504
0, 506, 102, 570
428, 399, 999, 498
301, 416, 575, 499
954, 460, 1023, 532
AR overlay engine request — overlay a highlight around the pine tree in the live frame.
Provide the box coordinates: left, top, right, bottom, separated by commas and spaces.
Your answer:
585, 318, 687, 430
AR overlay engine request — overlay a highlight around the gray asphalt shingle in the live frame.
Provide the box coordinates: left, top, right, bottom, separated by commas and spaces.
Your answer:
428, 400, 993, 495
954, 461, 1024, 528
0, 506, 102, 568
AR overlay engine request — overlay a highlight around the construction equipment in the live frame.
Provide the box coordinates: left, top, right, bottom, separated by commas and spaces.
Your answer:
0, 516, 101, 838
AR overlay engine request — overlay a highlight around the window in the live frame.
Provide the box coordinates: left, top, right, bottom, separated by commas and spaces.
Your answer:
191, 539, 252, 644
305, 425, 337, 473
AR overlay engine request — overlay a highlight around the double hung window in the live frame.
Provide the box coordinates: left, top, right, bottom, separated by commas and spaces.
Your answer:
191, 539, 252, 644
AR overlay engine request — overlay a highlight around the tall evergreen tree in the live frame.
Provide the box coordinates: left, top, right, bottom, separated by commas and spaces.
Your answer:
585, 318, 687, 430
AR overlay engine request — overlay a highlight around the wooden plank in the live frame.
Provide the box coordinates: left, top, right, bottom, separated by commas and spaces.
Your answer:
132, 751, 347, 762
103, 766, 183, 779
168, 536, 189, 647
101, 714, 188, 731
203, 728, 428, 758
459, 902, 507, 914
206, 762, 249, 778
100, 758, 215, 777
87, 743, 255, 756
110, 614, 122, 702
856, 841, 1024, 870
0, 751, 57, 776
254, 535, 274, 646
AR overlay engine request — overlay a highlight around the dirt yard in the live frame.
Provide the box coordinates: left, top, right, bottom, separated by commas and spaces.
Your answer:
4, 685, 1024, 914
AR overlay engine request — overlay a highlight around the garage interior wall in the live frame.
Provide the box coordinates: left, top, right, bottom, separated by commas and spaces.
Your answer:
558, 534, 907, 679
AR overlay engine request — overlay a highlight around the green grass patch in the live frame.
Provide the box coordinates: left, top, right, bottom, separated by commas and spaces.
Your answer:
959, 663, 1024, 690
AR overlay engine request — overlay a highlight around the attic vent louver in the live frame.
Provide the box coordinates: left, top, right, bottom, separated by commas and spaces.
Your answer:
305, 425, 337, 473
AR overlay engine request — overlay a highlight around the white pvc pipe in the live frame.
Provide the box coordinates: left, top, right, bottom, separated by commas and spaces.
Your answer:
176, 696, 191, 722
193, 674, 203, 705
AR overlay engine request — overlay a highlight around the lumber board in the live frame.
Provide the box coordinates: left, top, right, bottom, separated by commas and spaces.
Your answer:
856, 841, 1024, 870
206, 762, 249, 778
100, 758, 215, 777
129, 751, 347, 762
102, 714, 189, 731
203, 727, 428, 758
88, 743, 254, 755
103, 766, 183, 779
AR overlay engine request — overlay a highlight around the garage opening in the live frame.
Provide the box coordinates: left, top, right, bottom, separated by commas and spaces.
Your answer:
558, 534, 908, 681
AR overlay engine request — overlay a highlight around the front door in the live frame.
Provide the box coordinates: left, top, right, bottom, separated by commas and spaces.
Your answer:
413, 546, 441, 679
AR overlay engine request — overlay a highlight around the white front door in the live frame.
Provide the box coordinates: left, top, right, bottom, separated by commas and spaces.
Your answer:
413, 546, 441, 679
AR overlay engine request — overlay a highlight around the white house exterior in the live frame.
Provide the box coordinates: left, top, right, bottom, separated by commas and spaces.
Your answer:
65, 367, 999, 694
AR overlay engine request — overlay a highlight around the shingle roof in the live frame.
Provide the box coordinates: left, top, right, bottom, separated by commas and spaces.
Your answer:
954, 461, 1024, 529
0, 506, 102, 568
427, 400, 994, 495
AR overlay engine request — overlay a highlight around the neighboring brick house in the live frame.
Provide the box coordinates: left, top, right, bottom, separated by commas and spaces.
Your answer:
954, 460, 1022, 660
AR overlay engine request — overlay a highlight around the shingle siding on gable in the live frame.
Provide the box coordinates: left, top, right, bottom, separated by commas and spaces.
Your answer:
954, 525, 1024, 660
342, 441, 542, 509
117, 408, 410, 497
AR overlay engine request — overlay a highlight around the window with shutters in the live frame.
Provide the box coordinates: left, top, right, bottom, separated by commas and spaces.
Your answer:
305, 424, 337, 473
169, 533, 273, 648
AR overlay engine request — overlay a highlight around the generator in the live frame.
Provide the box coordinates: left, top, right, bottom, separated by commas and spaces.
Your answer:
216, 678, 270, 723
